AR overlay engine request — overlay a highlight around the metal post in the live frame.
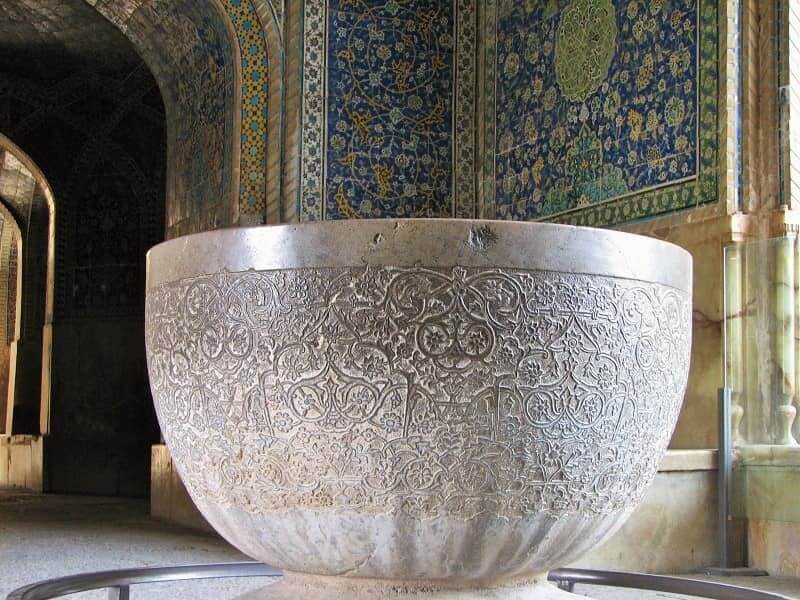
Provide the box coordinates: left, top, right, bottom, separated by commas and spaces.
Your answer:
719, 387, 732, 568
555, 579, 575, 592
107, 586, 129, 600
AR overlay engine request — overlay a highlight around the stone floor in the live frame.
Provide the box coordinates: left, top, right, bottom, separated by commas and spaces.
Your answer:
1, 491, 799, 599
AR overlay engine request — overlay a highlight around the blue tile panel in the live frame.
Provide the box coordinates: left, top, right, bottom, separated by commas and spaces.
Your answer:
325, 0, 455, 219
492, 0, 699, 220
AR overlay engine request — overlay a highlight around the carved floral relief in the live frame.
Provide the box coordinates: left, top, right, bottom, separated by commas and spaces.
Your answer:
146, 265, 690, 520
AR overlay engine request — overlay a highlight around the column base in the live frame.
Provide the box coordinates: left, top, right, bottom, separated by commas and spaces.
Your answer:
236, 572, 589, 599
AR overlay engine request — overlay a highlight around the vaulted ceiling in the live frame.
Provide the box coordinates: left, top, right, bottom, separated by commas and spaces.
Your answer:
0, 0, 143, 71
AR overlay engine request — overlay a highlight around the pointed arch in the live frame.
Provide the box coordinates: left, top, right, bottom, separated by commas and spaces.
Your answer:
0, 202, 22, 434
86, 0, 285, 229
88, 0, 241, 237
0, 132, 56, 435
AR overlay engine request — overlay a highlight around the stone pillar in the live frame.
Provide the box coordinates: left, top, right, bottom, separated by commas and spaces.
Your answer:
795, 234, 800, 443
725, 242, 746, 445
38, 322, 52, 434
3, 342, 15, 434
778, 0, 800, 210
774, 233, 797, 445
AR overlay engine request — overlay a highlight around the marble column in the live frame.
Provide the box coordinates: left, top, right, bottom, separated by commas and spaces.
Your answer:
774, 234, 797, 445
724, 242, 746, 445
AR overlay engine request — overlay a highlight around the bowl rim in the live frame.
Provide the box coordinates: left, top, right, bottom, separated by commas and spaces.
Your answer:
146, 218, 692, 293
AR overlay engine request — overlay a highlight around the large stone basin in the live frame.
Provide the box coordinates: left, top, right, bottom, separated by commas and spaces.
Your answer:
145, 219, 692, 598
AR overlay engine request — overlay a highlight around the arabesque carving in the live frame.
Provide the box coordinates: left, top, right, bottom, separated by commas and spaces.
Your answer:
146, 265, 690, 520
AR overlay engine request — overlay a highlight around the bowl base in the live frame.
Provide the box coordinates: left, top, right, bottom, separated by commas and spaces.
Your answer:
236, 572, 590, 599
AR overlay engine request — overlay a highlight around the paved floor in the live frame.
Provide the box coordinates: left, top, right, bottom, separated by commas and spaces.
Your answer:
0, 492, 273, 599
1, 491, 799, 599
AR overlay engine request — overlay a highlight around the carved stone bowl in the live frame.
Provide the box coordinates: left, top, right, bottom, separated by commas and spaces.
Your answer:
145, 219, 692, 599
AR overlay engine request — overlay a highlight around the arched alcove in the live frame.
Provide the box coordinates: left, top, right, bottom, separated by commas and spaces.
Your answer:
81, 0, 281, 513
0, 0, 284, 496
0, 134, 55, 439
0, 0, 167, 495
0, 197, 23, 433
88, 0, 242, 235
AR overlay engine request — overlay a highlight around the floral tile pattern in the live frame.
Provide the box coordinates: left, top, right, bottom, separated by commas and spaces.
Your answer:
324, 0, 455, 219
299, 0, 476, 221
483, 0, 718, 226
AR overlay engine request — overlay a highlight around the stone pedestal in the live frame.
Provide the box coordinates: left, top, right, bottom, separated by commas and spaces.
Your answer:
0, 434, 43, 491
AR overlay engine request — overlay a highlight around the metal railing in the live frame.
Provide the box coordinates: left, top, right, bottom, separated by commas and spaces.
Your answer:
7, 562, 278, 600
6, 562, 793, 600
551, 569, 791, 599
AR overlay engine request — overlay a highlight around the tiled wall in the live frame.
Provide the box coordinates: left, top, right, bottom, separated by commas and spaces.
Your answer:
154, 1, 235, 233
323, 0, 456, 219
295, 0, 477, 221
86, 0, 723, 231
90, 0, 283, 234
285, 0, 720, 226
298, 0, 460, 221
91, 0, 236, 237
482, 0, 718, 227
